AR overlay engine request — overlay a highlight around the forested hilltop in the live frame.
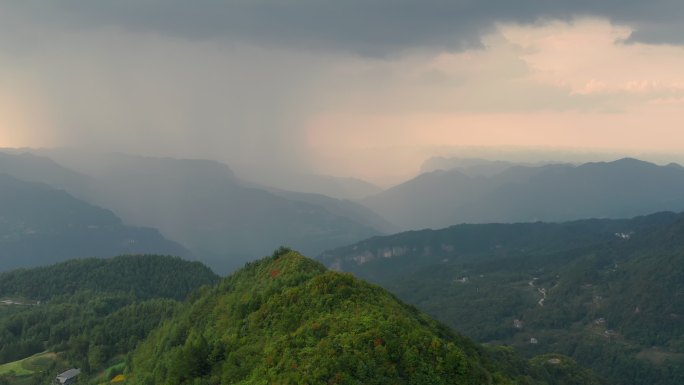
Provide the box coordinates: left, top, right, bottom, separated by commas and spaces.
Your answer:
0, 255, 219, 382
129, 248, 602, 385
319, 212, 684, 384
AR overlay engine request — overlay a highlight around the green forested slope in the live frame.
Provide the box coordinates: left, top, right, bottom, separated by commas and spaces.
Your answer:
0, 255, 219, 370
0, 254, 217, 300
130, 249, 601, 385
318, 212, 684, 384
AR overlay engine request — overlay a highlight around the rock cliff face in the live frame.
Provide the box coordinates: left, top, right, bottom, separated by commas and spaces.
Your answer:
327, 245, 417, 271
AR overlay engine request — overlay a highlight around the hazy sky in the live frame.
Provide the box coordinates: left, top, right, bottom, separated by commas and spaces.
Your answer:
2, 1, 684, 184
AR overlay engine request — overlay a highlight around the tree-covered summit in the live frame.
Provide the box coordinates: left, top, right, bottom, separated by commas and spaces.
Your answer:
129, 248, 601, 385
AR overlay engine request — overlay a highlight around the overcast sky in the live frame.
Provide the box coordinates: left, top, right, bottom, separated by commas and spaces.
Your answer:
2, 1, 684, 184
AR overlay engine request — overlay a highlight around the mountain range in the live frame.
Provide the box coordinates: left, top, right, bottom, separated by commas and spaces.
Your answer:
420, 156, 559, 176
4, 148, 684, 283
364, 158, 684, 230
233, 165, 383, 200
0, 151, 388, 273
71, 154, 386, 273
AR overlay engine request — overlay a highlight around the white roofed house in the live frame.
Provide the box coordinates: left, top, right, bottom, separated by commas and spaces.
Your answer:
54, 368, 81, 385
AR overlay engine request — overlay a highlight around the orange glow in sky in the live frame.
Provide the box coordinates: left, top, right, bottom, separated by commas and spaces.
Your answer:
300, 19, 684, 183
2, 17, 684, 184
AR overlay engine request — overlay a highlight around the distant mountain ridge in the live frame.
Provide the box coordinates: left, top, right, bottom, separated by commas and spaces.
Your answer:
0, 151, 93, 199
0, 150, 389, 273
420, 156, 560, 176
265, 188, 397, 234
237, 169, 383, 200
74, 155, 386, 273
364, 158, 684, 230
0, 173, 188, 271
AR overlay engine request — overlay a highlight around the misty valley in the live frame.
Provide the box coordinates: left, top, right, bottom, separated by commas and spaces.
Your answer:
4, 1, 684, 383
0, 150, 682, 385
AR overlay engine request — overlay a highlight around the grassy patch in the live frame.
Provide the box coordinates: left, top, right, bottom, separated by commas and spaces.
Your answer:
22, 352, 57, 372
0, 359, 33, 377
0, 352, 57, 376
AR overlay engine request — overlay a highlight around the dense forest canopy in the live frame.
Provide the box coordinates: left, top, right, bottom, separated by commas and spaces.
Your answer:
0, 254, 218, 301
319, 212, 684, 384
129, 248, 602, 385
0, 255, 219, 373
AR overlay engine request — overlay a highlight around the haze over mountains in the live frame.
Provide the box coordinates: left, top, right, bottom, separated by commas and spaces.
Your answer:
0, 173, 187, 271
2, 147, 684, 384
420, 156, 561, 176
74, 155, 385, 272
234, 165, 383, 200
3, 148, 684, 274
4, 1, 684, 384
0, 150, 387, 273
364, 158, 684, 230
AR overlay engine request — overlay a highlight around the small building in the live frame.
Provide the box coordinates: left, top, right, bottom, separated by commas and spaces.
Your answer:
530, 337, 538, 344
55, 368, 81, 385
513, 319, 524, 329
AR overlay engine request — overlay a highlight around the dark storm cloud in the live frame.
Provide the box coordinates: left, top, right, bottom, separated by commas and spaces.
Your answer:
6, 0, 684, 55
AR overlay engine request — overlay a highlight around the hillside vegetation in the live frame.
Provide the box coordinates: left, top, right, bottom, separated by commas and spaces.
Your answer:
130, 249, 602, 385
0, 255, 219, 370
0, 254, 216, 301
319, 212, 684, 384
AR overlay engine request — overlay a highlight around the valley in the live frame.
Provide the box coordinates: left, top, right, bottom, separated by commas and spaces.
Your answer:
3, 2, 683, 382
0, 151, 388, 274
